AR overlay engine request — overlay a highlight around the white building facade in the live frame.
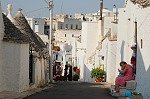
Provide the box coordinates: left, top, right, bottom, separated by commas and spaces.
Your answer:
78, 8, 118, 83
117, 0, 150, 98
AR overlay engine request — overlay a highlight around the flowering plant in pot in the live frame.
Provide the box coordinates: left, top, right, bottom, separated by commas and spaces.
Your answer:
91, 67, 106, 82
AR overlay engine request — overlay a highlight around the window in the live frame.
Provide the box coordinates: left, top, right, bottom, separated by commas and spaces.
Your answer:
35, 21, 38, 25
65, 24, 68, 29
76, 25, 78, 29
44, 26, 49, 29
65, 34, 66, 37
141, 39, 143, 49
47, 31, 49, 34
72, 34, 74, 37
70, 24, 73, 29
60, 24, 63, 29
45, 22, 47, 25
53, 25, 56, 31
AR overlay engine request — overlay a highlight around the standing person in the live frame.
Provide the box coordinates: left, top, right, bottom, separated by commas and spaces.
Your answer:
130, 44, 137, 77
114, 61, 134, 93
67, 66, 72, 81
64, 62, 68, 81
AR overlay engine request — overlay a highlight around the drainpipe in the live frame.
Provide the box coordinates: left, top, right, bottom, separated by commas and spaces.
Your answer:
100, 0, 104, 41
134, 20, 137, 75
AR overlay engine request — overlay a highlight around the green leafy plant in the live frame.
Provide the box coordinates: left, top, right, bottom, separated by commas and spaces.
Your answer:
91, 67, 106, 79
73, 74, 79, 81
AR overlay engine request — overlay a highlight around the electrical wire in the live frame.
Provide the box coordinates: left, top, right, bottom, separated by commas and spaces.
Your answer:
26, 7, 47, 14
44, 0, 49, 4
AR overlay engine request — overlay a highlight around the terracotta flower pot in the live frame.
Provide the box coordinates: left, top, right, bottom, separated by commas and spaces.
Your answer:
95, 78, 102, 82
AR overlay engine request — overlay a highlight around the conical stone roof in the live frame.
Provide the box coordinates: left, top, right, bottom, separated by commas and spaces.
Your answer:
14, 9, 46, 52
2, 13, 29, 43
131, 0, 150, 7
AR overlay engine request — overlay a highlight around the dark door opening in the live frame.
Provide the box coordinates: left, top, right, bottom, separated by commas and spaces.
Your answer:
29, 48, 33, 84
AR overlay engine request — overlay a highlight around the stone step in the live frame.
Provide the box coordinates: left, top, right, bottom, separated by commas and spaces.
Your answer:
118, 95, 143, 99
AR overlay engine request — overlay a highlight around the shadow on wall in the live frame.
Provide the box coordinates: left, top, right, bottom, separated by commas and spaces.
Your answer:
84, 64, 95, 83
136, 43, 150, 99
120, 40, 125, 61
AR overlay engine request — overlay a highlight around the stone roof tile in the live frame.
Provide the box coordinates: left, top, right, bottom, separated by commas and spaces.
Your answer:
131, 0, 150, 7
2, 13, 29, 43
14, 10, 46, 52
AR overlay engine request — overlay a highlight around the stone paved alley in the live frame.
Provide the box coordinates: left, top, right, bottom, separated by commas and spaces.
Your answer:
24, 82, 116, 99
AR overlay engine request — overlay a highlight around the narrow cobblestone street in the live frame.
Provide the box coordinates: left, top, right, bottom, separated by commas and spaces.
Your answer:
24, 82, 116, 99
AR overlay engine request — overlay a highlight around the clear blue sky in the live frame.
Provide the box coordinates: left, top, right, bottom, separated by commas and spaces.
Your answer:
1, 0, 125, 18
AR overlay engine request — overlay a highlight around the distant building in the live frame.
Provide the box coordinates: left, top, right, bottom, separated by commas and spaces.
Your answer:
77, 8, 118, 83
74, 8, 114, 22
116, 0, 150, 98
26, 17, 45, 35
26, 17, 48, 45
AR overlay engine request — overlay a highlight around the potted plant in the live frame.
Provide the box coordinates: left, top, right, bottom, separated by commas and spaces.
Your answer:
73, 74, 79, 81
91, 67, 106, 82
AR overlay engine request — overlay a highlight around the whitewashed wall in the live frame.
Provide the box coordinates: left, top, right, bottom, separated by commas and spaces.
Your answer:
98, 38, 117, 84
54, 30, 81, 43
56, 18, 82, 30
134, 4, 150, 99
19, 44, 30, 91
1, 42, 29, 92
117, 1, 150, 98
116, 7, 133, 76
105, 40, 117, 84
34, 57, 46, 87
79, 21, 99, 82
0, 1, 4, 92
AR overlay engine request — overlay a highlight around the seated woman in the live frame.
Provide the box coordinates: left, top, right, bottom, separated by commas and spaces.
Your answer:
115, 61, 134, 93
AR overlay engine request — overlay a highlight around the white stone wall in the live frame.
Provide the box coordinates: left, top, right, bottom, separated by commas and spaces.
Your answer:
1, 42, 29, 92
116, 7, 134, 76
134, 5, 150, 99
98, 38, 117, 84
19, 44, 30, 92
0, 1, 4, 92
105, 40, 117, 84
117, 1, 150, 98
54, 30, 81, 44
81, 21, 99, 60
33, 57, 46, 87
37, 33, 48, 45
56, 18, 82, 30
79, 21, 99, 82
